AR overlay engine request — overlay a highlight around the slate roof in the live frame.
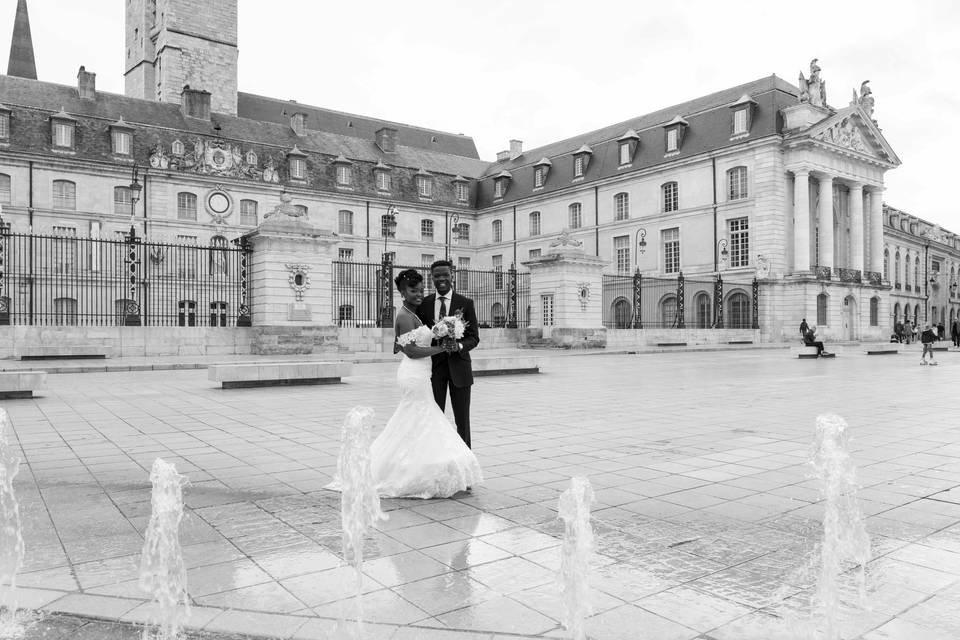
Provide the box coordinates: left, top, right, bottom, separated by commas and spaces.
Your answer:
475, 75, 800, 207
0, 74, 489, 178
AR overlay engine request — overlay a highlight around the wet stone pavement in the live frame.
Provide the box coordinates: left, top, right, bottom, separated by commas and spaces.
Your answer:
2, 347, 960, 639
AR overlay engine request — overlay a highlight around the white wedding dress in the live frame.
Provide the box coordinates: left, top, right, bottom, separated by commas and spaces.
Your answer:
358, 322, 482, 499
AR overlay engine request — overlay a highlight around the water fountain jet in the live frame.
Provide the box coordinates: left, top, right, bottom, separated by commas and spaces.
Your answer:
558, 476, 595, 640
0, 408, 26, 638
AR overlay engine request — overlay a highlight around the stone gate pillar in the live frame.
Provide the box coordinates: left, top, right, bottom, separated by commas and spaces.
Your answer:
242, 192, 340, 354
525, 231, 608, 348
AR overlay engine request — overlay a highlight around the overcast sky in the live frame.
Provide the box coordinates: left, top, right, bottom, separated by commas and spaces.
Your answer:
4, 0, 959, 231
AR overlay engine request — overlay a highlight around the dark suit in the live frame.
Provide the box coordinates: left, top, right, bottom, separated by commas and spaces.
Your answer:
416, 292, 480, 448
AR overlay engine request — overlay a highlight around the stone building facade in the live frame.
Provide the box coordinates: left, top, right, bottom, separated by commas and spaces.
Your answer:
2, 0, 959, 342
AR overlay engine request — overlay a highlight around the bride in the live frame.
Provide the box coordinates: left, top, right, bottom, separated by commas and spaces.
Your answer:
345, 268, 482, 499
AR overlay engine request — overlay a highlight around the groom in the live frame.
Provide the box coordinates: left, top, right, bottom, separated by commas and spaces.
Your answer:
417, 259, 480, 448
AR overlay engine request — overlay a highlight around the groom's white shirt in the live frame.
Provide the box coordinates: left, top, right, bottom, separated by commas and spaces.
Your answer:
433, 289, 454, 323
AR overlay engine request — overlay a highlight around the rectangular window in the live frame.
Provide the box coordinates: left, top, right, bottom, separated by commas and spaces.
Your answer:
177, 235, 198, 278
542, 294, 554, 326
52, 180, 76, 210
113, 186, 132, 215
728, 217, 749, 268
417, 177, 433, 198
666, 128, 678, 152
614, 193, 629, 221
339, 248, 354, 261
529, 213, 541, 236
0, 174, 11, 203
619, 143, 631, 165
53, 122, 74, 148
663, 182, 678, 213
421, 219, 434, 241
733, 109, 748, 136
456, 182, 468, 202
534, 168, 544, 188
421, 253, 435, 266
177, 192, 197, 220
614, 235, 630, 274
376, 171, 390, 191
112, 130, 132, 155
663, 227, 680, 273
0, 112, 9, 139
52, 226, 77, 274
529, 248, 541, 260
335, 164, 350, 185
338, 210, 353, 235
728, 167, 748, 200
456, 223, 469, 245
291, 157, 306, 180
494, 180, 504, 199
492, 220, 502, 243
240, 200, 258, 225
492, 255, 503, 289
573, 156, 584, 177
457, 256, 470, 290
569, 203, 582, 229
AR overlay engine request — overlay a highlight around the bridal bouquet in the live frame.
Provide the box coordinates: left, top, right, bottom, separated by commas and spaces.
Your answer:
432, 311, 467, 341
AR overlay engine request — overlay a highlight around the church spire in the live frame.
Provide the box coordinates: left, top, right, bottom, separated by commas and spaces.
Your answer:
7, 0, 38, 80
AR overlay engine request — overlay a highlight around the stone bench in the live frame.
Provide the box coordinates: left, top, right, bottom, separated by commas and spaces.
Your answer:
791, 346, 835, 359
656, 342, 688, 347
0, 371, 47, 399
208, 362, 353, 388
16, 345, 112, 360
728, 340, 753, 345
472, 356, 541, 376
865, 344, 898, 355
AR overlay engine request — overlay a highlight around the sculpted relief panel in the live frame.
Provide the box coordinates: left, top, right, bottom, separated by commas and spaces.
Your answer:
149, 137, 282, 184
815, 118, 870, 155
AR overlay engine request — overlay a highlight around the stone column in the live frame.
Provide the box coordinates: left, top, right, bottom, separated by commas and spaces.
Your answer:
525, 237, 609, 348
869, 187, 885, 277
793, 169, 811, 272
242, 212, 341, 354
848, 182, 864, 274
817, 175, 834, 270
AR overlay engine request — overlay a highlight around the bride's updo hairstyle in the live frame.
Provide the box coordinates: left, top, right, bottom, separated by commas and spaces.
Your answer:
394, 268, 423, 292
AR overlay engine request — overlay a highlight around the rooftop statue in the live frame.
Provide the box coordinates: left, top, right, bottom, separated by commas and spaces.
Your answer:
263, 190, 304, 220
798, 58, 828, 108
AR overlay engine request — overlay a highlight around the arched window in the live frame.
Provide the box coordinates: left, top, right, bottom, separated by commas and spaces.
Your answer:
816, 293, 828, 326
0, 173, 10, 203
694, 292, 711, 328
529, 211, 541, 236
883, 248, 889, 282
914, 256, 920, 290
614, 193, 629, 221
893, 302, 901, 325
338, 304, 354, 326
727, 292, 750, 329
660, 295, 677, 327
177, 192, 197, 220
569, 203, 582, 229
492, 219, 503, 243
52, 179, 76, 210
491, 302, 506, 327
727, 166, 748, 200
662, 181, 678, 213
895, 251, 901, 288
952, 265, 957, 298
114, 186, 133, 216
209, 235, 229, 276
240, 200, 258, 226
54, 297, 78, 325
912, 304, 919, 324
870, 297, 879, 326
611, 298, 631, 329
178, 300, 197, 326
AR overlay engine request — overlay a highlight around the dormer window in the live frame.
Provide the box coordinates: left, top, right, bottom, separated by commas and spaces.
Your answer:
373, 160, 391, 192
416, 169, 433, 198
533, 157, 551, 188
663, 115, 688, 154
453, 176, 469, 203
729, 94, 757, 139
110, 117, 134, 156
288, 145, 308, 180
0, 105, 11, 141
493, 171, 511, 199
51, 109, 77, 149
333, 154, 352, 187
572, 145, 592, 179
617, 129, 640, 166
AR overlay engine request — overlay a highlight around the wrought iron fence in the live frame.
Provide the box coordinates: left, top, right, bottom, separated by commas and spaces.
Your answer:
601, 271, 759, 329
332, 261, 530, 328
0, 227, 251, 326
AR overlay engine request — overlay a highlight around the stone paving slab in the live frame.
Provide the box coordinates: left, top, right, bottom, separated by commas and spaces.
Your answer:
1, 347, 959, 639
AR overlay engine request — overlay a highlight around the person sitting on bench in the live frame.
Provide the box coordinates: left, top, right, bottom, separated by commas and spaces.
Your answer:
803, 325, 830, 357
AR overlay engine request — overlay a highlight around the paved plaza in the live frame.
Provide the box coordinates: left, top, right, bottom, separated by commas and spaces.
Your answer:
2, 347, 960, 639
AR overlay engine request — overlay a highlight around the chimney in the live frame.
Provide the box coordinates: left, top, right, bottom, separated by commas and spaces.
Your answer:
496, 150, 510, 162
375, 127, 397, 153
509, 139, 523, 159
180, 85, 211, 120
290, 111, 308, 136
77, 66, 96, 100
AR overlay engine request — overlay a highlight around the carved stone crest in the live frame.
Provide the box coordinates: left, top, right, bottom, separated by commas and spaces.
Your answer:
755, 254, 770, 279
285, 263, 312, 301
263, 190, 304, 220
576, 282, 591, 309
550, 229, 583, 248
148, 136, 281, 183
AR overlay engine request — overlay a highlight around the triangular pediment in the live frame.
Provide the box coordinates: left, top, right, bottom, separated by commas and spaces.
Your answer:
801, 107, 900, 166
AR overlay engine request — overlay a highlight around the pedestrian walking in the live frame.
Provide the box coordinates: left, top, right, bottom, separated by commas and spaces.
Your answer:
952, 318, 960, 348
921, 324, 939, 365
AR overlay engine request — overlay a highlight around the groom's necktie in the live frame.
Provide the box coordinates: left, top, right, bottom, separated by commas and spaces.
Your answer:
438, 296, 447, 320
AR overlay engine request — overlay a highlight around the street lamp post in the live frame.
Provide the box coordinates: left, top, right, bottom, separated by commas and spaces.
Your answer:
446, 212, 461, 261
717, 239, 729, 271
379, 205, 399, 328
635, 228, 647, 270
128, 164, 143, 239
